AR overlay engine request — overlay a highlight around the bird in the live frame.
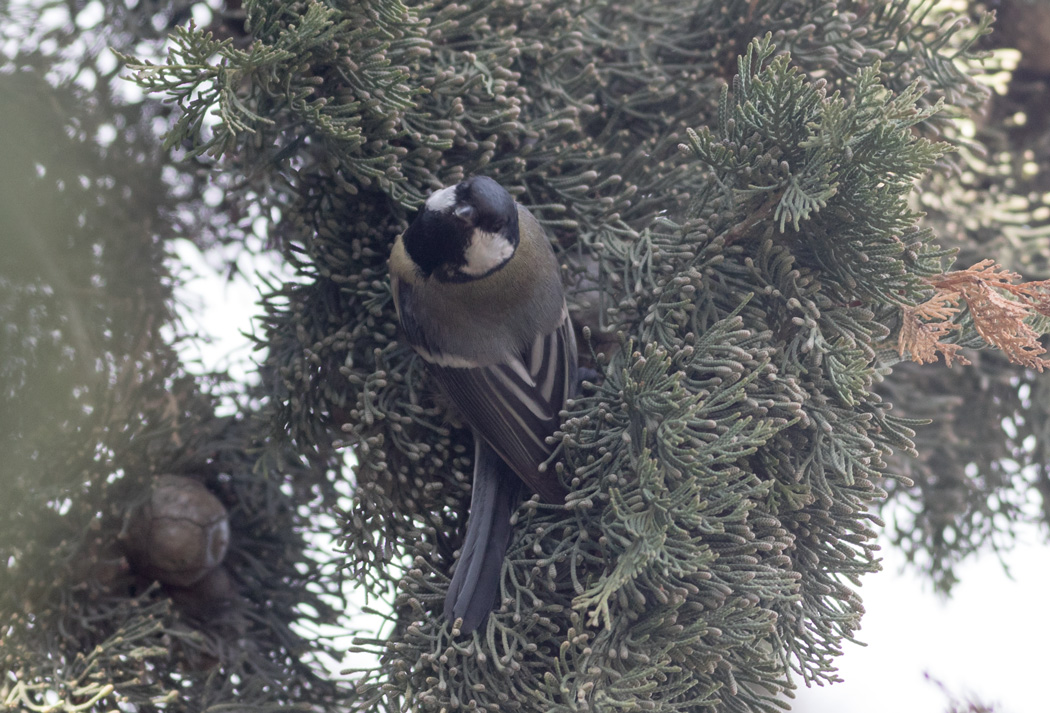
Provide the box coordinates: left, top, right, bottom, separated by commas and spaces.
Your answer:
388, 175, 578, 634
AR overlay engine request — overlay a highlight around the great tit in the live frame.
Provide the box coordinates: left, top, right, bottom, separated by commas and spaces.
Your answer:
389, 176, 578, 634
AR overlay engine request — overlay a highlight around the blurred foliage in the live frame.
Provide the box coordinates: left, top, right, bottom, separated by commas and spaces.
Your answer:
880, 0, 1050, 592
1, 3, 352, 711
926, 672, 1000, 713
5, 0, 1050, 711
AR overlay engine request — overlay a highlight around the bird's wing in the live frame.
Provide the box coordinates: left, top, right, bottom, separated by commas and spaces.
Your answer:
426, 310, 577, 503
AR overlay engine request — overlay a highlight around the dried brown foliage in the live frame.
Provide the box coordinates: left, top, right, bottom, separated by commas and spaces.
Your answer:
898, 259, 1050, 370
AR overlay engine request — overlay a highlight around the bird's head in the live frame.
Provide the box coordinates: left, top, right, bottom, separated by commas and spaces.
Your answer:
401, 176, 520, 282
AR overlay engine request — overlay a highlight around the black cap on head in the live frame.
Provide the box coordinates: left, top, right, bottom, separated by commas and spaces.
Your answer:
453, 176, 517, 235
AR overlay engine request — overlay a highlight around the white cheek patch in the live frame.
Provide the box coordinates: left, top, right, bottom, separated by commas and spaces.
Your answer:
425, 186, 457, 212
461, 229, 514, 276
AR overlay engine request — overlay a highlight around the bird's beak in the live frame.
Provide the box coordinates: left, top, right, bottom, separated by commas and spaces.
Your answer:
454, 204, 476, 223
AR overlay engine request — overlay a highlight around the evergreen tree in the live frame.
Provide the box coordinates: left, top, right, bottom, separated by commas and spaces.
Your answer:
3, 1, 1049, 712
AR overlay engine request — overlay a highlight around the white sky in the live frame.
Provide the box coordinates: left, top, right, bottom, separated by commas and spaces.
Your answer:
793, 530, 1049, 713
174, 249, 1050, 713
166, 238, 268, 387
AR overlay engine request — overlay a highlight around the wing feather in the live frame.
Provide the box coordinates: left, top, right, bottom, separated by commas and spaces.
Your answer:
427, 310, 577, 502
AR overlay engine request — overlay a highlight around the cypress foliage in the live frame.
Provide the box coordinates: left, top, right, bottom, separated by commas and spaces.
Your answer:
6, 0, 1050, 712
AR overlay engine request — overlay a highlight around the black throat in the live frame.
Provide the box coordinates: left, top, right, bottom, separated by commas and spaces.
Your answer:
401, 207, 472, 280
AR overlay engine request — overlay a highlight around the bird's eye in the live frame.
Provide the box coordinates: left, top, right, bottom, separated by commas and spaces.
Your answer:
453, 204, 476, 223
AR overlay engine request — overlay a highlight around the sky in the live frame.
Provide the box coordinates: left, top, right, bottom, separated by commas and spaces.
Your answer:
793, 532, 1048, 713
173, 238, 1050, 713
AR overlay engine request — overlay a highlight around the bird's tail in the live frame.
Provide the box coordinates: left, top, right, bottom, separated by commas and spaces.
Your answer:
444, 438, 523, 634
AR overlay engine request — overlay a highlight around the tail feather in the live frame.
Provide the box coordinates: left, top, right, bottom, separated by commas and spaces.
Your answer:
444, 438, 522, 634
